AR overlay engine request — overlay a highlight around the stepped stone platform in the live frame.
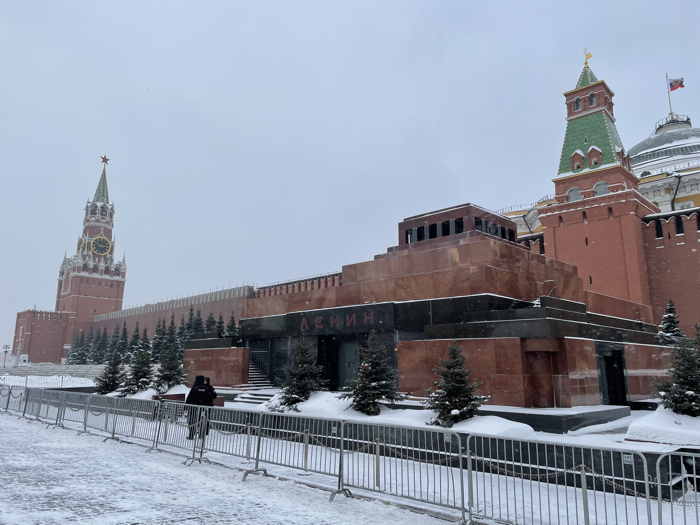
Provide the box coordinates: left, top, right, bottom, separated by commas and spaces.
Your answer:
0, 363, 105, 379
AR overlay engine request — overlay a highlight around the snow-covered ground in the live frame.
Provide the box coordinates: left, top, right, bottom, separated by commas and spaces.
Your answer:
626, 407, 700, 446
225, 392, 676, 451
227, 391, 534, 436
0, 375, 95, 388
0, 414, 446, 525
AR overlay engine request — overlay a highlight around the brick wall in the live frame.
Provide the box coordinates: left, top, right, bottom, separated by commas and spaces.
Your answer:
183, 347, 249, 387
643, 211, 700, 333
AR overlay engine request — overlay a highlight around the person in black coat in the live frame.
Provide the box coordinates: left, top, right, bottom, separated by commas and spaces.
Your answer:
185, 376, 209, 439
204, 377, 218, 406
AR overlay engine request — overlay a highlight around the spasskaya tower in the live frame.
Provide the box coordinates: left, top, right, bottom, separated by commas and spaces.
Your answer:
55, 156, 127, 335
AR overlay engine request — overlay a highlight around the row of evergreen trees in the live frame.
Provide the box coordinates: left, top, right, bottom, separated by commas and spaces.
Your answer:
68, 308, 242, 366
279, 331, 489, 427
67, 309, 243, 395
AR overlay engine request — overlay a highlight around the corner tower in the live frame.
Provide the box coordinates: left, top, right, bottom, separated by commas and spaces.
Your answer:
539, 60, 658, 306
55, 156, 127, 336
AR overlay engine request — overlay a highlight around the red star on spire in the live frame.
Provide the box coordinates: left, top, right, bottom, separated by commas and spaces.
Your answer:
100, 155, 110, 165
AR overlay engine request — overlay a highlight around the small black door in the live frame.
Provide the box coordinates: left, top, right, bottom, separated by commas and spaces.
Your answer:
317, 336, 340, 390
600, 350, 627, 405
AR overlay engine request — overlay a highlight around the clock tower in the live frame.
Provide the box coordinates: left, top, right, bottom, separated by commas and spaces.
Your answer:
55, 156, 127, 336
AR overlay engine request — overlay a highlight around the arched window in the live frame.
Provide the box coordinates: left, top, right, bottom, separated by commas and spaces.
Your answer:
588, 93, 596, 106
568, 188, 583, 202
574, 98, 581, 111
593, 181, 609, 196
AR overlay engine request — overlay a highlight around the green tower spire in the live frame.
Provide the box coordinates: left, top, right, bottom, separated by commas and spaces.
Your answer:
93, 155, 110, 203
557, 66, 624, 176
575, 64, 598, 89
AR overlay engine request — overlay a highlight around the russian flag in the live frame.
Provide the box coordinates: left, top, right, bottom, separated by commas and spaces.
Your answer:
669, 78, 685, 91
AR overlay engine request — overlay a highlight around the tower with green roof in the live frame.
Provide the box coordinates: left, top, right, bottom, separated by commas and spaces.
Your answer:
557, 62, 628, 179
539, 60, 658, 309
55, 156, 126, 333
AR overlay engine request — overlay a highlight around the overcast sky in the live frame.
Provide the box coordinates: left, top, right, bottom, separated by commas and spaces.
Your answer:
1, 1, 698, 344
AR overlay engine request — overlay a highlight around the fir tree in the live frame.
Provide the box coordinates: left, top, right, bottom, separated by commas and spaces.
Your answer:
658, 325, 700, 416
156, 315, 185, 392
216, 314, 225, 338
225, 314, 237, 337
341, 331, 399, 415
658, 300, 684, 344
95, 349, 125, 394
67, 332, 89, 364
177, 316, 187, 342
426, 345, 490, 427
83, 330, 95, 364
106, 325, 121, 362
192, 309, 205, 338
90, 328, 109, 364
185, 306, 195, 339
116, 322, 129, 361
205, 312, 217, 335
151, 319, 165, 362
121, 327, 153, 395
280, 340, 325, 409
225, 314, 242, 346
124, 323, 140, 365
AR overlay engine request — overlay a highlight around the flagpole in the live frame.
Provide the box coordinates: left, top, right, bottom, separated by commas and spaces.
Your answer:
666, 73, 673, 115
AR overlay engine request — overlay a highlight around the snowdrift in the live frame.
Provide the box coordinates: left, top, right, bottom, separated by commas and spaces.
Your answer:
262, 391, 533, 436
626, 407, 700, 446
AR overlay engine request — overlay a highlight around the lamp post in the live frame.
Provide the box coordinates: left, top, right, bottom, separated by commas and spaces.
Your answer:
1, 345, 10, 368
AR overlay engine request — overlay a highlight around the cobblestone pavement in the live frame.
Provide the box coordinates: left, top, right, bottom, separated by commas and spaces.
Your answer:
0, 415, 443, 525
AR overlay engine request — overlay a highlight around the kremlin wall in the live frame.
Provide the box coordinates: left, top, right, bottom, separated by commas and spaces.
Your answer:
11, 62, 700, 409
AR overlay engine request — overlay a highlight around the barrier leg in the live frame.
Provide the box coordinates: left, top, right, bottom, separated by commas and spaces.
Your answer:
329, 421, 352, 501
242, 415, 268, 480
147, 402, 163, 453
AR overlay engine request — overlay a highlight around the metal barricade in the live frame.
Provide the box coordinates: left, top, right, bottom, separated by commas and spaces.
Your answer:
8, 389, 700, 525
466, 433, 653, 525
201, 406, 262, 461
341, 420, 464, 514
60, 391, 91, 430
656, 451, 700, 525
83, 394, 113, 434
0, 385, 12, 411
6, 386, 26, 412
155, 402, 205, 459
109, 397, 161, 443
253, 411, 343, 477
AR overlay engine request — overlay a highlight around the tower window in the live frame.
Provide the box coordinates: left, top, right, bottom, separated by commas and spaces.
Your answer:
655, 219, 663, 238
428, 223, 438, 239
454, 217, 464, 234
405, 229, 413, 244
675, 215, 684, 235
588, 93, 596, 106
593, 181, 609, 195
582, 211, 588, 221
507, 229, 516, 241
589, 275, 593, 285
558, 216, 564, 225
697, 213, 700, 232
568, 188, 583, 202
539, 239, 545, 254
607, 207, 613, 217
574, 98, 581, 111
585, 236, 589, 246
416, 226, 425, 241
474, 217, 482, 231
441, 220, 450, 236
